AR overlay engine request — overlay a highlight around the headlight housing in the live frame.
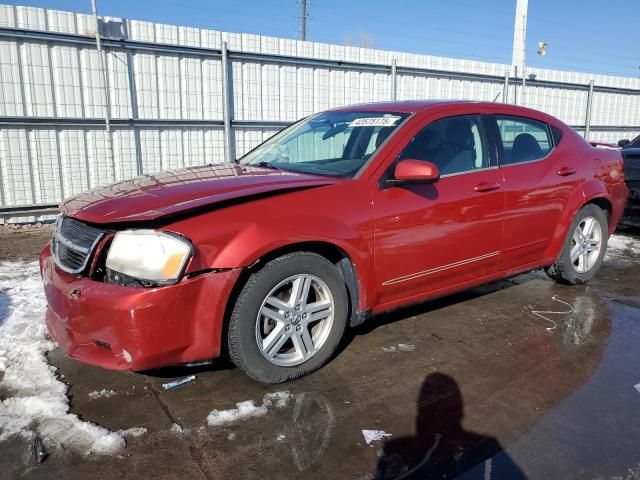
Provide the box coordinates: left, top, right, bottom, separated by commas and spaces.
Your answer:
105, 230, 192, 285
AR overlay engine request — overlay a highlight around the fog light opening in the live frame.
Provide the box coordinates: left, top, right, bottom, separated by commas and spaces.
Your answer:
94, 340, 111, 351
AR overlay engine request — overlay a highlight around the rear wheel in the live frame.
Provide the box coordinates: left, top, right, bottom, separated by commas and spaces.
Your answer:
545, 204, 608, 284
228, 252, 348, 383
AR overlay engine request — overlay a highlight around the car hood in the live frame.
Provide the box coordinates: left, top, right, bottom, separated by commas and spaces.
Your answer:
60, 164, 338, 224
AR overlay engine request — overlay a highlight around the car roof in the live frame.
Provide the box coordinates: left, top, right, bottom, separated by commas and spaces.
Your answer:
329, 100, 564, 126
330, 100, 472, 114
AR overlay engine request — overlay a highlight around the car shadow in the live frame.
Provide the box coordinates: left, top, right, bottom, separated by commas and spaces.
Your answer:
373, 372, 526, 480
141, 358, 234, 379
144, 277, 526, 379
350, 277, 521, 338
616, 224, 640, 237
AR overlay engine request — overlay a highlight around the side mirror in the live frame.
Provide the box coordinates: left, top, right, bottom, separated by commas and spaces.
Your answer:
384, 159, 440, 187
618, 139, 630, 148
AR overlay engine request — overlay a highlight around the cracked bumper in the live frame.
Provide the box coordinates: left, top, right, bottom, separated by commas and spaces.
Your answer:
39, 243, 241, 371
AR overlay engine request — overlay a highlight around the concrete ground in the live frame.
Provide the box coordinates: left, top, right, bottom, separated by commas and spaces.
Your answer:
1, 226, 640, 480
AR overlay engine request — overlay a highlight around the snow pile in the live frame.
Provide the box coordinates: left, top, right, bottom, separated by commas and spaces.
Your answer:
88, 389, 117, 400
0, 261, 126, 455
207, 391, 292, 427
170, 423, 184, 434
606, 234, 640, 260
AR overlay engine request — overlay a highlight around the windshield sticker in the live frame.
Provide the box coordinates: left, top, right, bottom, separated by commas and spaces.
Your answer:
349, 116, 400, 128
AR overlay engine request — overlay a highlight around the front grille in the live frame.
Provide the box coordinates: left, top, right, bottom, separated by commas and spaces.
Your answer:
52, 216, 105, 274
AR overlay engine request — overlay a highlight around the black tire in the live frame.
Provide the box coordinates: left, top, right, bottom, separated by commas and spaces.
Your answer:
545, 204, 608, 285
228, 252, 349, 383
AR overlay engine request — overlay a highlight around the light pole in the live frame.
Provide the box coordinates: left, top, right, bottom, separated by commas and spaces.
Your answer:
512, 0, 528, 105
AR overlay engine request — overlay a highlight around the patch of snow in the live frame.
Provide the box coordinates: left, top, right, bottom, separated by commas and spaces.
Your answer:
397, 343, 416, 352
88, 389, 117, 400
227, 432, 236, 440
606, 235, 640, 260
207, 391, 292, 427
382, 343, 416, 353
276, 433, 286, 441
362, 429, 392, 445
0, 261, 126, 455
170, 423, 184, 434
207, 400, 267, 426
263, 391, 291, 409
117, 427, 147, 438
634, 383, 640, 394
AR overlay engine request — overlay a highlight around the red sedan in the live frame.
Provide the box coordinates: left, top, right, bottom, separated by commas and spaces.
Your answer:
40, 101, 627, 383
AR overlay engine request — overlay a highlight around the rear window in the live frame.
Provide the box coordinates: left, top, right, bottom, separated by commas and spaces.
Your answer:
495, 115, 553, 165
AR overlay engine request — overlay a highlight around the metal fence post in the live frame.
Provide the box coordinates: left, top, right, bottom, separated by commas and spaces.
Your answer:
123, 20, 143, 176
91, 0, 116, 181
512, 67, 516, 105
391, 59, 397, 101
584, 79, 594, 140
221, 41, 235, 163
503, 71, 510, 103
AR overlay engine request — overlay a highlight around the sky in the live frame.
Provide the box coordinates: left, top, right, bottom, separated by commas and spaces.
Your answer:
6, 0, 640, 78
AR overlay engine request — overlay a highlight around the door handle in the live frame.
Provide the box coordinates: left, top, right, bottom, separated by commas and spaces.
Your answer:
474, 182, 501, 192
557, 167, 577, 176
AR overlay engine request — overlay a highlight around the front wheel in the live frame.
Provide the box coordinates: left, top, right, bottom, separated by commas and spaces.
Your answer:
228, 252, 349, 383
545, 204, 608, 284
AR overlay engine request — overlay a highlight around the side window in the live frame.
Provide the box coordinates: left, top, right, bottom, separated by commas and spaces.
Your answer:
495, 116, 552, 165
398, 115, 488, 176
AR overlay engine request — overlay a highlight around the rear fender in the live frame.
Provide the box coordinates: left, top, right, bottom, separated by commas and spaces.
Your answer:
544, 181, 611, 260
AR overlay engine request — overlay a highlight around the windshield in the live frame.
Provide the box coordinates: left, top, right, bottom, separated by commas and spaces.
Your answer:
238, 110, 409, 178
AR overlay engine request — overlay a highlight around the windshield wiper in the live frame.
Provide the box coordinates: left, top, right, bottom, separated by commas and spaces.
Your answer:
256, 161, 280, 169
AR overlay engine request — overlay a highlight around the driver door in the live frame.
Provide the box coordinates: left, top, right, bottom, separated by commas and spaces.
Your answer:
372, 114, 505, 308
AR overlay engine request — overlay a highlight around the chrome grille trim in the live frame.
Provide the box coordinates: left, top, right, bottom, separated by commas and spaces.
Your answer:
52, 216, 106, 274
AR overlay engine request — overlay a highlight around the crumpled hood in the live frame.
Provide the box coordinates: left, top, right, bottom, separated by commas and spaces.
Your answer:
61, 164, 337, 224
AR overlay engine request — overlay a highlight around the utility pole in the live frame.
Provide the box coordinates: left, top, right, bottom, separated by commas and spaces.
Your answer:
300, 0, 308, 41
511, 0, 528, 105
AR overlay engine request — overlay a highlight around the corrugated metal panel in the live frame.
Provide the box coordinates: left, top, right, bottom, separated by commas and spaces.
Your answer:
1, 3, 640, 221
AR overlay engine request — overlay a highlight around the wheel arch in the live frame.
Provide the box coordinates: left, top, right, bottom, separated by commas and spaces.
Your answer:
222, 241, 367, 351
544, 180, 613, 261
584, 196, 612, 227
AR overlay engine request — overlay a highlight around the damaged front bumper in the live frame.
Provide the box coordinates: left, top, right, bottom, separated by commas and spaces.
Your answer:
39, 243, 241, 371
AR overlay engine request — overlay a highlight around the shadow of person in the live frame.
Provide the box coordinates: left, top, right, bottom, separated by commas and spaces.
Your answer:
374, 373, 526, 479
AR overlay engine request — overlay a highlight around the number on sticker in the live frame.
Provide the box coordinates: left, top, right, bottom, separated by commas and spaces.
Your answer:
349, 117, 400, 128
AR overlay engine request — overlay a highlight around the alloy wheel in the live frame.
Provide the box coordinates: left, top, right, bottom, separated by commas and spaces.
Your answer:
255, 274, 335, 367
570, 216, 603, 274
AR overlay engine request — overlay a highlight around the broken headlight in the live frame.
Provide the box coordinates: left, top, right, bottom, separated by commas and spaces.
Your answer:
105, 230, 192, 286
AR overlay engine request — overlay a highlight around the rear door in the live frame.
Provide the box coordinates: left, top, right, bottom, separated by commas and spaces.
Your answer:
489, 115, 582, 270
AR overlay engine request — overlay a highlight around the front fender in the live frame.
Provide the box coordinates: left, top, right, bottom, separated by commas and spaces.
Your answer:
165, 184, 375, 311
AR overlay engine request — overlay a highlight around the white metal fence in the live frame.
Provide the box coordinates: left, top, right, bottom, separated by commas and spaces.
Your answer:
1, 4, 640, 221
